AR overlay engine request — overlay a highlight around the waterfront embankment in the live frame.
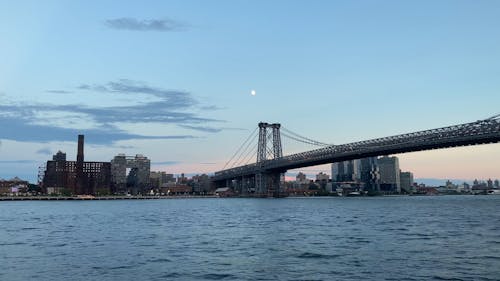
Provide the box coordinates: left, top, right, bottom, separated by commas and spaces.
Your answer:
0, 195, 218, 201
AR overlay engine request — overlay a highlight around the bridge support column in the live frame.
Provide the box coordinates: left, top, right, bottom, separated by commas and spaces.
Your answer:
255, 172, 284, 197
241, 176, 249, 196
234, 177, 246, 195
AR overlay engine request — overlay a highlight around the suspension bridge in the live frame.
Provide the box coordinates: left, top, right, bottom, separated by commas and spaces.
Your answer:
212, 114, 500, 197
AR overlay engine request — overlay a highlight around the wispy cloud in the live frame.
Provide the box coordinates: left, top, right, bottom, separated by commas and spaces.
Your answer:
0, 79, 225, 144
75, 79, 223, 124
78, 79, 197, 109
105, 17, 188, 32
179, 125, 223, 133
46, 90, 72, 94
0, 113, 196, 144
178, 125, 247, 133
36, 148, 52, 155
200, 105, 225, 111
222, 127, 247, 131
0, 160, 36, 164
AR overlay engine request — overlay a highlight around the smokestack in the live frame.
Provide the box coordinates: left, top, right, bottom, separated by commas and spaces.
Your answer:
76, 135, 85, 194
77, 135, 84, 163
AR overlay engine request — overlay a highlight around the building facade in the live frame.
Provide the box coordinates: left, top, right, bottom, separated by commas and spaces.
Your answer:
52, 151, 66, 161
400, 171, 414, 193
316, 172, 330, 181
378, 156, 401, 193
0, 177, 29, 195
42, 135, 111, 195
111, 154, 151, 194
331, 160, 361, 182
360, 157, 380, 192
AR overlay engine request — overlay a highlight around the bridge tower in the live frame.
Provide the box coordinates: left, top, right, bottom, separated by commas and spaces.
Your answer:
256, 122, 284, 197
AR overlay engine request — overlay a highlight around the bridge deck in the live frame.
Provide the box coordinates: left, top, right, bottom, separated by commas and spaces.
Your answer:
213, 117, 500, 181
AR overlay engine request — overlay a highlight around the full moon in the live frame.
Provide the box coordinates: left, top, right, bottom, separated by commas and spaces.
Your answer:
251, 90, 256, 96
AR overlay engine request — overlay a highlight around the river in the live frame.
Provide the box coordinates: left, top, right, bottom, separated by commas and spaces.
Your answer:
1, 196, 499, 280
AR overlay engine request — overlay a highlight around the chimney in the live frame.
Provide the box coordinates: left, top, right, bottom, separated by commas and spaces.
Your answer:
77, 135, 84, 163
76, 134, 84, 194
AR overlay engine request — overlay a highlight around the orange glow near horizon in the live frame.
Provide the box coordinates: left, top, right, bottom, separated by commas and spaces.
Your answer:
151, 143, 500, 181
398, 143, 500, 180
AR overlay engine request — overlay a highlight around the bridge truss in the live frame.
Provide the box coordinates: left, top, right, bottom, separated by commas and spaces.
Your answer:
213, 115, 500, 196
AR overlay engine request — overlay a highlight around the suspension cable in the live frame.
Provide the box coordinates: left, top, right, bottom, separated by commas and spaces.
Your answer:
281, 131, 329, 147
242, 144, 259, 165
281, 132, 318, 146
235, 139, 258, 167
223, 127, 258, 169
230, 131, 259, 168
281, 127, 331, 146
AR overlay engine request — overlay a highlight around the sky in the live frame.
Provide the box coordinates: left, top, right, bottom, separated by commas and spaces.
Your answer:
0, 0, 499, 183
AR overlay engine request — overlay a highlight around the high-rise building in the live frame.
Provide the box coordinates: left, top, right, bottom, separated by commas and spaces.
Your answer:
331, 162, 341, 182
134, 154, 151, 188
150, 171, 162, 189
296, 172, 307, 183
111, 154, 127, 192
331, 160, 360, 182
378, 156, 401, 193
52, 151, 66, 161
316, 172, 329, 181
400, 171, 414, 193
495, 179, 499, 188
163, 173, 175, 183
191, 174, 211, 194
111, 154, 151, 194
487, 179, 494, 189
150, 171, 174, 189
360, 157, 380, 192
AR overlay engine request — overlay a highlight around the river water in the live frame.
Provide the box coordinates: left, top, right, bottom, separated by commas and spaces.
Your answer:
1, 196, 499, 280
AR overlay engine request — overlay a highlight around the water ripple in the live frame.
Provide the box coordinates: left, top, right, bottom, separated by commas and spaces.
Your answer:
0, 196, 499, 280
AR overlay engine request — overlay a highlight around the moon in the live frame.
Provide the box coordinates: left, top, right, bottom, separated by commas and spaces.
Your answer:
251, 90, 256, 96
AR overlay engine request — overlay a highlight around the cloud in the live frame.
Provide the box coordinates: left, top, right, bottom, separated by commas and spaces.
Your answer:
78, 79, 198, 109
178, 125, 247, 133
0, 114, 196, 144
222, 127, 247, 131
36, 148, 52, 155
105, 17, 188, 32
46, 90, 72, 94
200, 105, 225, 111
75, 79, 223, 124
0, 79, 224, 144
179, 125, 223, 133
0, 160, 36, 164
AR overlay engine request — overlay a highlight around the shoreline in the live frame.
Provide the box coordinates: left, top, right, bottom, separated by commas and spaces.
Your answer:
1, 193, 492, 201
0, 195, 218, 201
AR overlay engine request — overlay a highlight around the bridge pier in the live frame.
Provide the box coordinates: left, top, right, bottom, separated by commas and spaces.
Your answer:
240, 176, 253, 196
255, 171, 284, 197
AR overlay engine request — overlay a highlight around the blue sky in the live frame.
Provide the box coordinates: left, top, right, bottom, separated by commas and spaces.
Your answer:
1, 0, 499, 182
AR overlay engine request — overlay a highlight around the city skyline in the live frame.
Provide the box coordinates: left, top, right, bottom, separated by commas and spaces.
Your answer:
1, 1, 500, 181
